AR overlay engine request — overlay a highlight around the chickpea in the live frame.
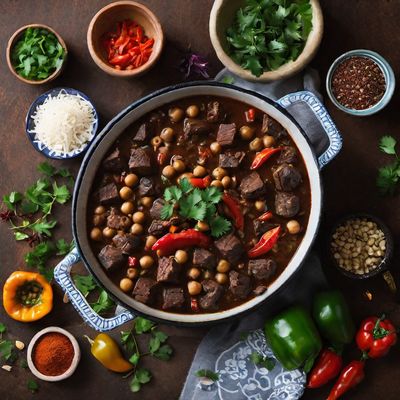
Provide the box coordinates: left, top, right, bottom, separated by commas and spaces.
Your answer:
287, 220, 301, 234
186, 105, 200, 118
145, 235, 157, 249
187, 281, 202, 296
173, 159, 186, 173
169, 107, 184, 123
263, 135, 275, 148
240, 125, 254, 140
140, 255, 154, 269
193, 165, 207, 177
130, 223, 143, 235
175, 249, 188, 264
132, 211, 145, 224
210, 141, 222, 155
93, 214, 106, 227
249, 137, 263, 151
124, 173, 138, 187
119, 186, 133, 201
120, 278, 134, 293
127, 268, 139, 279
221, 176, 231, 189
212, 167, 227, 180
217, 259, 230, 273
162, 165, 176, 179
160, 127, 175, 143
94, 205, 106, 215
141, 197, 153, 207
255, 200, 266, 212
90, 227, 103, 241
196, 221, 210, 232
103, 227, 116, 239
151, 135, 162, 148
211, 179, 223, 188
215, 273, 228, 285
188, 267, 201, 280
121, 201, 134, 215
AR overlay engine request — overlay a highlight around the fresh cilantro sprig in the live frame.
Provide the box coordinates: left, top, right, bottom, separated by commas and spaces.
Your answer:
27, 379, 39, 394
250, 351, 276, 371
376, 135, 400, 195
0, 322, 17, 364
226, 0, 313, 77
195, 369, 220, 382
161, 178, 231, 238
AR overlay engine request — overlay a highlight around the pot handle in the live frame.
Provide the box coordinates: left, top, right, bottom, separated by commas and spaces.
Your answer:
277, 90, 343, 169
53, 247, 135, 332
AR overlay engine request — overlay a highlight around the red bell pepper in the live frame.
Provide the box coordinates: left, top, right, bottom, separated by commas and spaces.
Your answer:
327, 360, 365, 400
190, 176, 211, 189
248, 226, 281, 258
258, 211, 273, 221
307, 348, 342, 389
152, 229, 211, 255
250, 147, 283, 169
355, 315, 397, 358
222, 193, 244, 231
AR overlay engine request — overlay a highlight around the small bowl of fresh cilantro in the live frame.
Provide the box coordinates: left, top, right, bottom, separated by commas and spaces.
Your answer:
6, 24, 67, 85
209, 0, 323, 81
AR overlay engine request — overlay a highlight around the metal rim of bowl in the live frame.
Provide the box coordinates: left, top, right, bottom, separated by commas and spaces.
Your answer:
325, 49, 396, 116
25, 87, 99, 159
328, 213, 393, 280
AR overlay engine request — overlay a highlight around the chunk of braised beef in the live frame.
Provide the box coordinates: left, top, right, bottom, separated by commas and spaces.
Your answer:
199, 279, 224, 310
239, 172, 266, 199
229, 271, 251, 300
107, 208, 132, 230
162, 287, 186, 310
248, 259, 277, 280
98, 245, 125, 270
253, 285, 268, 296
133, 278, 158, 304
138, 177, 160, 197
275, 192, 300, 218
261, 114, 287, 139
206, 101, 224, 123
150, 198, 165, 219
129, 147, 152, 175
273, 164, 302, 192
216, 123, 236, 146
112, 234, 141, 255
148, 220, 170, 237
98, 182, 120, 205
103, 148, 124, 172
193, 248, 216, 269
215, 233, 243, 264
133, 123, 151, 142
219, 151, 245, 169
149, 110, 166, 125
183, 118, 212, 138
277, 146, 298, 164
157, 257, 182, 283
253, 219, 277, 238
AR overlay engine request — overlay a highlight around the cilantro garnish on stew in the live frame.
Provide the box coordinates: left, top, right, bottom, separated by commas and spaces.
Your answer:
226, 0, 313, 77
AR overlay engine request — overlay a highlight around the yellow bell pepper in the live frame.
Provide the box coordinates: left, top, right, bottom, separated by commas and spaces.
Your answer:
3, 271, 53, 322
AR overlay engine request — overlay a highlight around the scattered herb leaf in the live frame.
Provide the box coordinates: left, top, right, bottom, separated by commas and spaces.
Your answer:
134, 317, 155, 334
250, 351, 276, 371
376, 135, 400, 195
73, 274, 97, 297
27, 379, 39, 394
195, 369, 220, 382
130, 368, 152, 393
90, 290, 115, 314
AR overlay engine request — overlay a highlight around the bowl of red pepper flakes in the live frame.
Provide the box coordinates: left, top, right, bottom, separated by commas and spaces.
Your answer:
87, 1, 164, 77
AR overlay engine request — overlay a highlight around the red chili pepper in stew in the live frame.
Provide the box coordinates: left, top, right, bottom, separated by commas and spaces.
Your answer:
157, 152, 167, 166
327, 360, 365, 400
258, 211, 273, 221
250, 147, 283, 170
245, 108, 256, 123
128, 256, 138, 268
152, 229, 211, 255
355, 315, 397, 358
248, 226, 281, 258
307, 348, 343, 389
190, 176, 212, 189
191, 298, 200, 312
222, 193, 244, 231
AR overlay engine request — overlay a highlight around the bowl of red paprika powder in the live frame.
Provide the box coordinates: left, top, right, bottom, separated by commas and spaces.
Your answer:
27, 327, 80, 381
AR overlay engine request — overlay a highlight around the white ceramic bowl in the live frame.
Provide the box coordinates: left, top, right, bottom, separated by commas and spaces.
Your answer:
27, 327, 80, 382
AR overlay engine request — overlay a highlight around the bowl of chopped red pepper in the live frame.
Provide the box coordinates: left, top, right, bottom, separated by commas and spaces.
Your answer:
87, 1, 164, 77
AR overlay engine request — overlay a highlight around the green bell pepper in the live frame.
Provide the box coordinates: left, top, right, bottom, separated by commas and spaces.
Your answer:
264, 306, 322, 371
313, 290, 355, 346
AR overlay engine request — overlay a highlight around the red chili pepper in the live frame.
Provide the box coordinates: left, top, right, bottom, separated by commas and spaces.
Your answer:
222, 193, 244, 231
157, 152, 167, 166
245, 108, 256, 123
128, 256, 138, 268
307, 349, 343, 389
109, 53, 132, 66
250, 147, 283, 170
355, 315, 397, 358
258, 211, 273, 221
152, 229, 211, 255
327, 360, 365, 400
190, 176, 211, 189
191, 298, 200, 312
248, 226, 281, 258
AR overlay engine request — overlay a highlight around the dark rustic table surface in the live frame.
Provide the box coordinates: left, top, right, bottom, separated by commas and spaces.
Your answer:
1, 1, 400, 399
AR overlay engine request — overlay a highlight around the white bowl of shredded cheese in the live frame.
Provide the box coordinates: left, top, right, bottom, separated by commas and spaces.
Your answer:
26, 88, 98, 159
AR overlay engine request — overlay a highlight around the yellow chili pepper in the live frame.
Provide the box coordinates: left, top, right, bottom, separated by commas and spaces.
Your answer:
85, 333, 133, 373
2, 271, 53, 322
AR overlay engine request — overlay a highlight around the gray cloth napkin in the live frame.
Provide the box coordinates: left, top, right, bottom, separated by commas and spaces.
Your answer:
180, 68, 329, 400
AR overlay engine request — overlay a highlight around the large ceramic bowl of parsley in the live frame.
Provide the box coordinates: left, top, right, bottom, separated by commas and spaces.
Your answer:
209, 0, 323, 82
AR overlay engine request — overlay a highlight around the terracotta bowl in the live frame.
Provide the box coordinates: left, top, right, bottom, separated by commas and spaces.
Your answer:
209, 0, 324, 82
6, 24, 67, 85
87, 1, 164, 78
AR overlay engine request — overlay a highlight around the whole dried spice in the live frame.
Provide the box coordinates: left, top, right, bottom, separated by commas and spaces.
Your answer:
331, 56, 386, 110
